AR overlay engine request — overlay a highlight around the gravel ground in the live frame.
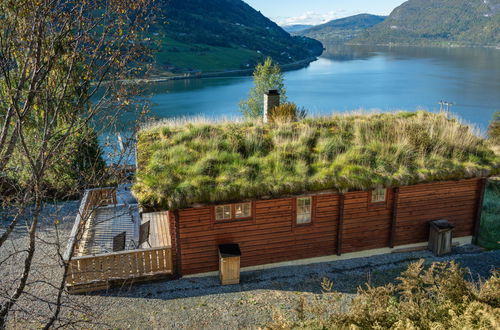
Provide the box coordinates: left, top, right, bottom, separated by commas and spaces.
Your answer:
1, 201, 499, 329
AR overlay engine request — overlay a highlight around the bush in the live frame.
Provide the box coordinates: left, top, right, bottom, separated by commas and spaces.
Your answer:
488, 112, 500, 145
268, 260, 500, 329
477, 179, 500, 250
2, 123, 105, 199
268, 103, 307, 123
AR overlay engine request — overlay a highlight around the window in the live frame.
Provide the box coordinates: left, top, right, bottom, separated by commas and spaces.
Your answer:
215, 205, 231, 221
371, 188, 387, 203
297, 197, 312, 224
215, 203, 252, 221
235, 203, 251, 218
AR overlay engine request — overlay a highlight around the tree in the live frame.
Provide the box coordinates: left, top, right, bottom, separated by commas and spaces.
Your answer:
0, 0, 155, 327
239, 57, 287, 119
488, 111, 500, 145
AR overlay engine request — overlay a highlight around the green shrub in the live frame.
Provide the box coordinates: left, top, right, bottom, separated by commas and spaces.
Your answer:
488, 112, 500, 145
2, 123, 105, 199
477, 179, 500, 250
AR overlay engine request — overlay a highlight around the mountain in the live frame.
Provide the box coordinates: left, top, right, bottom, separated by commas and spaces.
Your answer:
283, 25, 314, 33
150, 0, 323, 74
296, 14, 386, 43
353, 0, 500, 47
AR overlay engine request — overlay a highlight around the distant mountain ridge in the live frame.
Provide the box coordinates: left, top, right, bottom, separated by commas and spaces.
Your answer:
151, 0, 323, 74
353, 0, 500, 47
296, 14, 386, 43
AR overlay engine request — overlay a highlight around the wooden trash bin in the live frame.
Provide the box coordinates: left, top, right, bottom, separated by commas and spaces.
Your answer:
218, 244, 241, 285
428, 220, 454, 256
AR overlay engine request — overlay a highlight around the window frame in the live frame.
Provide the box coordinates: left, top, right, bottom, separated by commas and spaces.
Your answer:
213, 202, 253, 223
215, 204, 232, 221
295, 196, 313, 226
370, 188, 387, 204
234, 202, 252, 219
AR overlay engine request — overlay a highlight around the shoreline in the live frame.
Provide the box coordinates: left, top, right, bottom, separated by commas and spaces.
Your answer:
347, 41, 500, 50
130, 56, 320, 84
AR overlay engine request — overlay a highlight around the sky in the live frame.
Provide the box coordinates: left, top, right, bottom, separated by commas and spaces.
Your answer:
244, 0, 407, 26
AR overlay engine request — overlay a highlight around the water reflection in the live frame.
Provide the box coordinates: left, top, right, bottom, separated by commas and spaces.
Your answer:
105, 45, 500, 133
321, 43, 377, 61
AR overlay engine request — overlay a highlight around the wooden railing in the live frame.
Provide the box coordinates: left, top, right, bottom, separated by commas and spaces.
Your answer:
64, 187, 173, 293
64, 187, 117, 260
67, 246, 173, 289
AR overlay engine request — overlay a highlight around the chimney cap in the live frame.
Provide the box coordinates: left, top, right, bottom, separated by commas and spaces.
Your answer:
265, 89, 279, 96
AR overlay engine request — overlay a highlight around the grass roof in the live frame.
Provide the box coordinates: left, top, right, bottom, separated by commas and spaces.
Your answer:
133, 111, 500, 210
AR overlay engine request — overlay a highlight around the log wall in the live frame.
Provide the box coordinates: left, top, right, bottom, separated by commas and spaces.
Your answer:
173, 179, 482, 275
341, 189, 395, 253
394, 179, 482, 246
175, 194, 340, 275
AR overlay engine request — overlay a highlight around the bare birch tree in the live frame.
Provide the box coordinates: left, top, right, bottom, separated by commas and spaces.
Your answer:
0, 0, 156, 327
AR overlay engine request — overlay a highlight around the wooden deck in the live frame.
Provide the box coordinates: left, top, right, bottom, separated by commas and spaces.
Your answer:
140, 212, 171, 249
64, 187, 174, 294
80, 204, 140, 256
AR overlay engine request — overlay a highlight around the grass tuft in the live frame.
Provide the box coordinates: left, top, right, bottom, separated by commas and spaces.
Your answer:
134, 111, 500, 209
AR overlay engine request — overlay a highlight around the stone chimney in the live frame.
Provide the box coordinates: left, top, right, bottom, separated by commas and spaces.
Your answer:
263, 90, 280, 123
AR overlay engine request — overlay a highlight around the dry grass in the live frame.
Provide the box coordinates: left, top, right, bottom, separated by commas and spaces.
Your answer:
267, 103, 307, 123
268, 260, 500, 330
134, 111, 500, 209
488, 112, 500, 145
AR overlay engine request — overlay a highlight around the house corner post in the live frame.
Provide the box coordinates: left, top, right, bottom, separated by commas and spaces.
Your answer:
171, 209, 183, 277
473, 178, 487, 245
389, 187, 399, 248
337, 193, 345, 256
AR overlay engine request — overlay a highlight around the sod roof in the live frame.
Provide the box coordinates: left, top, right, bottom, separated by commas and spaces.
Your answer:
133, 111, 500, 210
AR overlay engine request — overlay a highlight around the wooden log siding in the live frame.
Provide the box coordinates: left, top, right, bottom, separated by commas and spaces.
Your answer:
177, 194, 340, 275
174, 179, 482, 275
169, 210, 181, 277
340, 189, 395, 253
473, 178, 488, 245
393, 178, 481, 246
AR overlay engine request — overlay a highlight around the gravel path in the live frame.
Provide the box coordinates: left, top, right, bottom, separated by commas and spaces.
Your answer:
78, 246, 498, 329
1, 201, 499, 329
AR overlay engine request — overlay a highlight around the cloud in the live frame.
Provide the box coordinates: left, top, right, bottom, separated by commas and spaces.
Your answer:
276, 10, 348, 26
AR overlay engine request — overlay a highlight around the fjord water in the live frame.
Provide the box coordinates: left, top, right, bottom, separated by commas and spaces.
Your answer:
143, 45, 500, 131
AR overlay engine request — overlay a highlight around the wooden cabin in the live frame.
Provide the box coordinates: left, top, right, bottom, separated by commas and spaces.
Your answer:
65, 109, 498, 292
133, 109, 498, 278
160, 178, 486, 276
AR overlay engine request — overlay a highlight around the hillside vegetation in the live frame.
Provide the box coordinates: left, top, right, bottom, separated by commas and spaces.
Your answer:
269, 260, 500, 329
151, 0, 323, 73
489, 112, 500, 145
478, 179, 500, 250
297, 14, 386, 43
134, 111, 499, 209
353, 0, 500, 47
